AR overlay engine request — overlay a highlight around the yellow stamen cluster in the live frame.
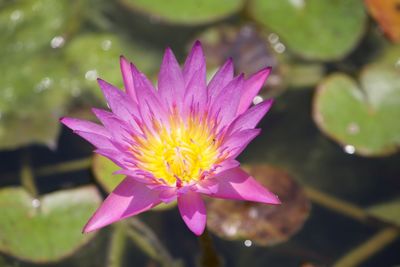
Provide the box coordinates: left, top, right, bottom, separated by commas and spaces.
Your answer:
133, 115, 220, 186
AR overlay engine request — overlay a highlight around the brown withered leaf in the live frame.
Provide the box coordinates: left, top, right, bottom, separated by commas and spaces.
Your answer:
207, 164, 311, 246
365, 0, 400, 42
195, 24, 284, 98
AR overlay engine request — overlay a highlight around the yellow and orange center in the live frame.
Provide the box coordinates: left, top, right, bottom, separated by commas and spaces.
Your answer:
133, 116, 220, 186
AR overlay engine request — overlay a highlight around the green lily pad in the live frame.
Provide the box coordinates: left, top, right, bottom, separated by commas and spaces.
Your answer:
0, 186, 101, 263
0, 0, 83, 150
368, 199, 400, 226
313, 66, 400, 156
0, 0, 75, 56
0, 53, 74, 150
92, 154, 176, 211
65, 33, 162, 99
248, 0, 367, 60
92, 154, 125, 193
119, 0, 243, 25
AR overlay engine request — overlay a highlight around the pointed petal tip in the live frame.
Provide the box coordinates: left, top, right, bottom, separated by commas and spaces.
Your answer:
259, 98, 275, 108
256, 66, 272, 78
191, 40, 203, 52
59, 117, 73, 127
182, 214, 206, 236
164, 46, 174, 55
119, 55, 130, 66
178, 191, 207, 236
82, 220, 95, 233
96, 77, 104, 85
82, 221, 100, 234
191, 224, 206, 236
258, 190, 281, 205
226, 57, 233, 65
193, 40, 202, 46
273, 195, 281, 205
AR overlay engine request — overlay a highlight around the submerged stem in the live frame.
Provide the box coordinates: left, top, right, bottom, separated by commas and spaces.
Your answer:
304, 186, 369, 223
35, 157, 92, 177
123, 218, 182, 267
107, 224, 127, 267
20, 150, 38, 198
333, 227, 399, 267
198, 229, 222, 267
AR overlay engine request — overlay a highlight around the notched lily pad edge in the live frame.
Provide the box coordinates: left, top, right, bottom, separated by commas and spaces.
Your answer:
246, 1, 368, 61
312, 72, 400, 157
0, 185, 101, 264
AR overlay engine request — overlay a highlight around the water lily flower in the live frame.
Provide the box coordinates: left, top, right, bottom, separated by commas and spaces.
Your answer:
61, 41, 280, 235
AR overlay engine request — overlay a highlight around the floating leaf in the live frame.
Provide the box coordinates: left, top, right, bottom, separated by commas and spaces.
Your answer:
0, 186, 101, 263
0, 0, 76, 56
365, 0, 400, 43
92, 154, 176, 211
207, 164, 310, 246
0, 0, 82, 150
65, 33, 162, 99
313, 65, 400, 156
368, 198, 400, 226
248, 0, 367, 60
92, 154, 125, 193
284, 61, 325, 89
375, 44, 400, 67
119, 0, 243, 25
0, 54, 73, 150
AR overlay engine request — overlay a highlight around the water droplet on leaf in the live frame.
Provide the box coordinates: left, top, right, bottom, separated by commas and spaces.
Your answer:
244, 240, 252, 247
343, 145, 356, 154
50, 36, 65, 48
85, 70, 98, 81
31, 199, 40, 208
101, 40, 112, 51
346, 122, 360, 135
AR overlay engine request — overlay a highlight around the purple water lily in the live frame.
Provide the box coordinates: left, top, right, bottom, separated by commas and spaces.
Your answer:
61, 41, 280, 235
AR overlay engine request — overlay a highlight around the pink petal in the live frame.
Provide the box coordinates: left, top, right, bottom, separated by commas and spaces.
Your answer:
131, 64, 168, 129
157, 187, 178, 203
210, 74, 244, 128
60, 117, 109, 137
177, 191, 206, 236
237, 67, 271, 115
183, 41, 207, 112
83, 177, 161, 233
228, 99, 274, 133
183, 68, 207, 116
97, 79, 140, 131
207, 58, 234, 101
113, 169, 155, 184
95, 149, 133, 169
158, 48, 185, 109
204, 167, 280, 204
194, 159, 240, 195
183, 40, 205, 86
120, 56, 137, 102
72, 130, 115, 150
92, 108, 135, 148
222, 129, 261, 159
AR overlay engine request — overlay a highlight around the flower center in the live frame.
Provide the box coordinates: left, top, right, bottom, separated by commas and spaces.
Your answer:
134, 116, 220, 186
